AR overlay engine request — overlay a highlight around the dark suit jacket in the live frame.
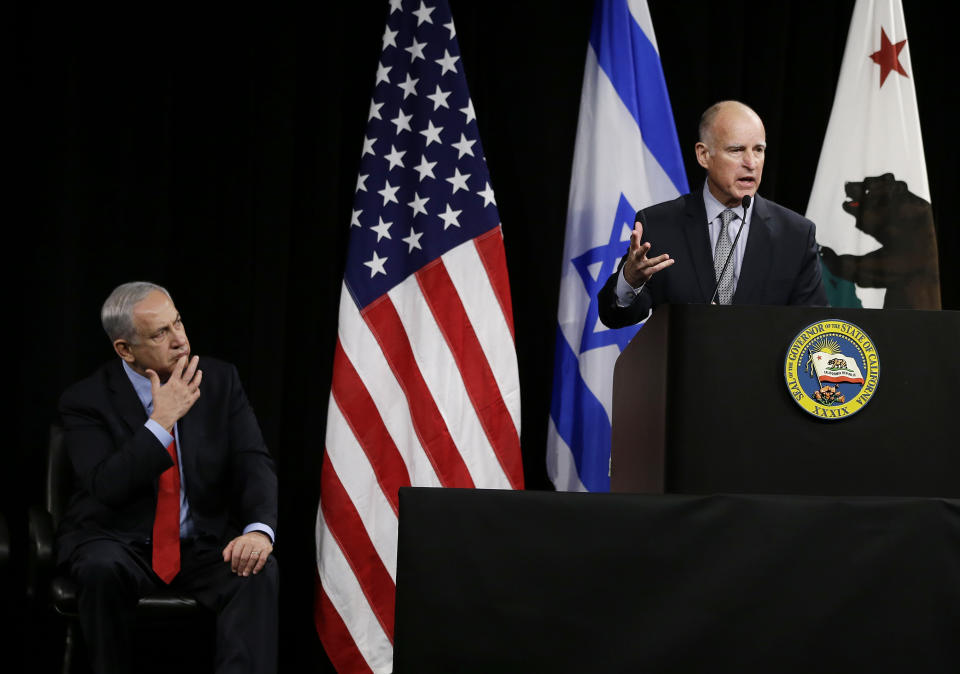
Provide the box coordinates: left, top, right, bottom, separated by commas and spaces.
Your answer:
598, 192, 828, 328
56, 357, 277, 565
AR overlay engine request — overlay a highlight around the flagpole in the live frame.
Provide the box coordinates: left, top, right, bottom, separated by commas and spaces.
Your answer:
807, 346, 824, 393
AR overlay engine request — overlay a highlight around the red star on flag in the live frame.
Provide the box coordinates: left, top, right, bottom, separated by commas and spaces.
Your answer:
869, 27, 909, 87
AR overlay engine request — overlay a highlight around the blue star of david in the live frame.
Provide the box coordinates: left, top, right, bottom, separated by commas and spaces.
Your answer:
571, 193, 644, 354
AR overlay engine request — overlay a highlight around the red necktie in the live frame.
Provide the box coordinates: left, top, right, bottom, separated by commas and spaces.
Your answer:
152, 439, 181, 583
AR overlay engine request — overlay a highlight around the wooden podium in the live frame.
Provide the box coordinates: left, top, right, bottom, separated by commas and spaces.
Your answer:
610, 304, 960, 497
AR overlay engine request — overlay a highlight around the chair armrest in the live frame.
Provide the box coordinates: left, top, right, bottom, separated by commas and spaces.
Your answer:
27, 506, 55, 603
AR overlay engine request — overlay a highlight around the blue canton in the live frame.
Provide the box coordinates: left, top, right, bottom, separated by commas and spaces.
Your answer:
344, 0, 501, 311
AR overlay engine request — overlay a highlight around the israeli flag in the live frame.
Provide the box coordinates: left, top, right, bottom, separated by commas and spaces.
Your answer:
547, 0, 688, 492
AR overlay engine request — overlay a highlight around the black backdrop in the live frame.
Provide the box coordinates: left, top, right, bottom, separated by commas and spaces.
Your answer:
8, 1, 956, 671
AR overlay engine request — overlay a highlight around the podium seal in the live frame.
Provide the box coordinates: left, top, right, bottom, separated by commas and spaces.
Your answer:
784, 319, 880, 420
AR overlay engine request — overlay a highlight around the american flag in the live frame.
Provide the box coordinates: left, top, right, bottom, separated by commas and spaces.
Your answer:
315, 1, 524, 671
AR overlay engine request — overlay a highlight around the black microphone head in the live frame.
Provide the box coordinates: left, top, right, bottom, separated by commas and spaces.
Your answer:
741, 194, 752, 209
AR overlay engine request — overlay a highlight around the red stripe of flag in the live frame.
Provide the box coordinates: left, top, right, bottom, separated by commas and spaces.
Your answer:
314, 574, 374, 674
474, 227, 516, 340
361, 295, 475, 488
331, 339, 411, 514
416, 259, 524, 489
818, 376, 864, 384
319, 451, 396, 641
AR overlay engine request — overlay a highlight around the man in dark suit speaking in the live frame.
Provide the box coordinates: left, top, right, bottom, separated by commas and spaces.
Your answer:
598, 100, 827, 328
57, 281, 278, 673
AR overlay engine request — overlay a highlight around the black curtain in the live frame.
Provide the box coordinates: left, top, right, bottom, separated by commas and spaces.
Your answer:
8, 1, 956, 671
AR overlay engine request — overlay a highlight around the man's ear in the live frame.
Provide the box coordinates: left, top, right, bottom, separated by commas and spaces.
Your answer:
113, 339, 135, 364
695, 142, 710, 170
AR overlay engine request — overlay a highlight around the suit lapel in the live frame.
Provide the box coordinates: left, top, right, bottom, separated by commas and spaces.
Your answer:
177, 367, 202, 496
680, 194, 717, 303
106, 360, 149, 433
734, 195, 774, 304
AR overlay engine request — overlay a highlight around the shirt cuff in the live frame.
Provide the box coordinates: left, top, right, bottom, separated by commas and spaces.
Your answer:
615, 266, 646, 307
244, 523, 276, 544
144, 419, 174, 448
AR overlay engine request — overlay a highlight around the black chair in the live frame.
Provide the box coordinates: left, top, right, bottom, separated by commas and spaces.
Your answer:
0, 510, 10, 625
0, 511, 9, 572
28, 424, 208, 673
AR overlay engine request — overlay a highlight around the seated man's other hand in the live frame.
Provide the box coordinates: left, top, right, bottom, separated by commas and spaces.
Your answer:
222, 531, 273, 577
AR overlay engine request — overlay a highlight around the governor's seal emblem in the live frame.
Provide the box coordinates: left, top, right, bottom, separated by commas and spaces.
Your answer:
783, 319, 880, 420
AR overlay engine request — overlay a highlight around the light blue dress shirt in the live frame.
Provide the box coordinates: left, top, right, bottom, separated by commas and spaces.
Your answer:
122, 361, 275, 543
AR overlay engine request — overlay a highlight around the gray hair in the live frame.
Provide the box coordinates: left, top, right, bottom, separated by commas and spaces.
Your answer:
101, 281, 172, 343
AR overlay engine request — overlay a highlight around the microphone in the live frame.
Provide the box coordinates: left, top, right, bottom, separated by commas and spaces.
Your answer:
709, 194, 751, 305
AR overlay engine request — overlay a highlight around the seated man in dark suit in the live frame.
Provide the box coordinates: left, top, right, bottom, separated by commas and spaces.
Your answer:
57, 281, 278, 674
598, 100, 828, 328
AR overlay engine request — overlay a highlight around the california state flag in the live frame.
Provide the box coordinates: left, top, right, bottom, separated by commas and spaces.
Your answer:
806, 0, 940, 310
811, 351, 865, 384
